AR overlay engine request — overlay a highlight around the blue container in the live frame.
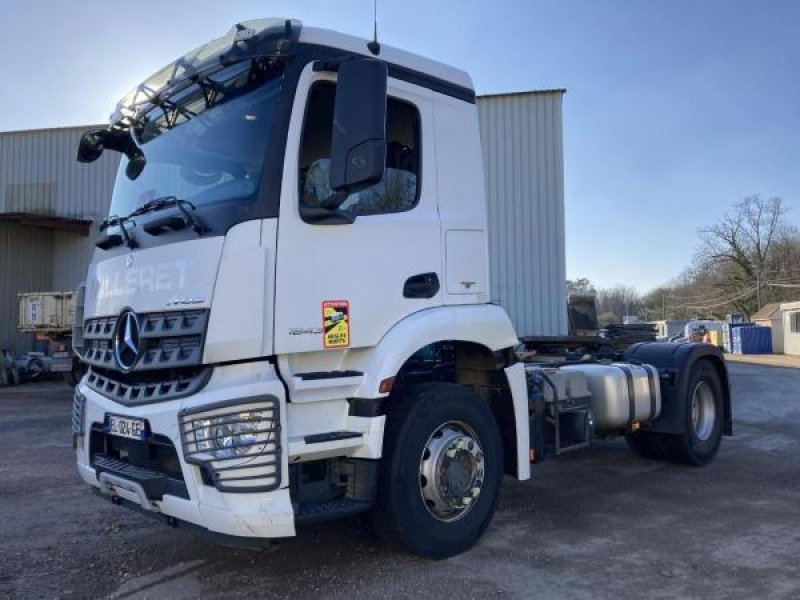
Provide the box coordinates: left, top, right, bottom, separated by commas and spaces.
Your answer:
723, 322, 750, 352
732, 325, 773, 354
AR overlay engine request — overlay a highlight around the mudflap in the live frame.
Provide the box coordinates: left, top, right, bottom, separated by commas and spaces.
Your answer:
623, 342, 732, 437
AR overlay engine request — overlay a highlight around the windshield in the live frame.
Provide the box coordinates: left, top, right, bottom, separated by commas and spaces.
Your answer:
107, 59, 283, 218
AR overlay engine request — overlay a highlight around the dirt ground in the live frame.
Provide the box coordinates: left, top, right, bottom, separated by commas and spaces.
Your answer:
2, 362, 800, 599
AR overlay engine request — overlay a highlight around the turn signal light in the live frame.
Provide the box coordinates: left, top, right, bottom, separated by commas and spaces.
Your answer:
379, 377, 395, 394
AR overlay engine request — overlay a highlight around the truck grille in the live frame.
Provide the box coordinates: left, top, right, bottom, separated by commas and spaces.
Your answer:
82, 309, 208, 372
86, 366, 212, 406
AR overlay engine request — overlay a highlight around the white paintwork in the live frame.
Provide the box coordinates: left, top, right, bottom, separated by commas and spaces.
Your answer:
84, 236, 224, 317
204, 219, 277, 362
285, 400, 385, 462
274, 65, 443, 359
76, 361, 296, 538
504, 362, 531, 481
283, 368, 365, 404
355, 304, 519, 399
477, 91, 568, 336
434, 93, 491, 307
299, 26, 473, 92
445, 230, 489, 295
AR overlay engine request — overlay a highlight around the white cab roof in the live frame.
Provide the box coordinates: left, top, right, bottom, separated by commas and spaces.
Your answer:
300, 26, 474, 91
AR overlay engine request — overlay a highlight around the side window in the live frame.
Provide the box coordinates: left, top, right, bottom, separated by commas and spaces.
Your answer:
298, 82, 421, 217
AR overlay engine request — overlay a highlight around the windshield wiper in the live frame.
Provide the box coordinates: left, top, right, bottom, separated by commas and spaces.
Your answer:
96, 214, 138, 250
131, 196, 207, 236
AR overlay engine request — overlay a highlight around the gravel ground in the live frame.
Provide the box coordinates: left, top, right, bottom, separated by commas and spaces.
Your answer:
2, 362, 799, 599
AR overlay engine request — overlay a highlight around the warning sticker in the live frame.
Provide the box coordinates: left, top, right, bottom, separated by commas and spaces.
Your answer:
322, 300, 350, 348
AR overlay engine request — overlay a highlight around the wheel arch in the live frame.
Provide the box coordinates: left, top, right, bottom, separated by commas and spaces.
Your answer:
354, 304, 518, 399
352, 305, 530, 481
624, 341, 732, 436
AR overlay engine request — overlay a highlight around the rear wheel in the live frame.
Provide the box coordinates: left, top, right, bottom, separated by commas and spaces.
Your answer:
626, 360, 724, 465
372, 382, 504, 559
668, 360, 724, 465
26, 358, 44, 380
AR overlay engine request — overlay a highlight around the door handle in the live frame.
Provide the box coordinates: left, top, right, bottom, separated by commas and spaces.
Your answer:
403, 272, 440, 299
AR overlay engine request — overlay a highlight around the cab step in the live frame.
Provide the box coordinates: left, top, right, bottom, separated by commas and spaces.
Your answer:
294, 498, 373, 524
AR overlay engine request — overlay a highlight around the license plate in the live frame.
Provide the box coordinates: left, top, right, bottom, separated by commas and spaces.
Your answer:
105, 414, 147, 441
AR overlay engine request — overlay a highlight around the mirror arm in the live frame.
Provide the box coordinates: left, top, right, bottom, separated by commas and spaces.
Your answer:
320, 190, 349, 210
299, 203, 355, 225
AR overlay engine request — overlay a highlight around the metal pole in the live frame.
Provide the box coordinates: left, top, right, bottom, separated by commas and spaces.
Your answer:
757, 271, 762, 310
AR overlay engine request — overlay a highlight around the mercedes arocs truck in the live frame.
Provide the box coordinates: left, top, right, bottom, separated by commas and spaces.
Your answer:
73, 19, 731, 559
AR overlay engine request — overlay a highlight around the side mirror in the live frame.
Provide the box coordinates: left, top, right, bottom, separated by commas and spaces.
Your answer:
76, 128, 147, 180
77, 130, 105, 163
329, 59, 387, 197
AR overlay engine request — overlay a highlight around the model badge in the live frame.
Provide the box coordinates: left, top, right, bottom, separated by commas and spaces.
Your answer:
166, 297, 205, 306
114, 310, 142, 372
125, 254, 134, 268
289, 327, 323, 336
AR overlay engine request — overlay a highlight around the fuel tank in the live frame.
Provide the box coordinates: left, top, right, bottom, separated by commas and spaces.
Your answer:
561, 363, 661, 432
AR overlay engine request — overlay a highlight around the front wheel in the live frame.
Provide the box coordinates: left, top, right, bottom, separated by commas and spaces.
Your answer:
372, 382, 504, 559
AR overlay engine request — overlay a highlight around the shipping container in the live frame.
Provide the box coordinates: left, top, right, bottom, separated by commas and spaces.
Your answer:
18, 292, 75, 332
732, 325, 773, 355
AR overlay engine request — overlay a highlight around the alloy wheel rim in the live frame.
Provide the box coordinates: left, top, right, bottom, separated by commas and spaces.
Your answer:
419, 421, 485, 522
691, 381, 716, 441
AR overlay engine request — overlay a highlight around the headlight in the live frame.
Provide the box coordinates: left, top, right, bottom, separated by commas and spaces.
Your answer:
192, 414, 264, 459
180, 397, 281, 493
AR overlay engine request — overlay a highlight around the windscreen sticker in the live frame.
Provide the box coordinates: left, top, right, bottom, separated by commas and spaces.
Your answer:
322, 300, 350, 348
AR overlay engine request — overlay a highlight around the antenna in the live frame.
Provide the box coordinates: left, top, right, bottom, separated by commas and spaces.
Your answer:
367, 0, 381, 55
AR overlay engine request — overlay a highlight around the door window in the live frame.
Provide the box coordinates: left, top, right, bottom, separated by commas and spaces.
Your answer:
298, 82, 421, 217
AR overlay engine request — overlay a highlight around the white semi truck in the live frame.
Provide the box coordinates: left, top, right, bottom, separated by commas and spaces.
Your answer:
72, 19, 731, 559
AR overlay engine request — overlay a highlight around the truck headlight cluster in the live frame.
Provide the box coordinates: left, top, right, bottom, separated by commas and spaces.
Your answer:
179, 397, 281, 493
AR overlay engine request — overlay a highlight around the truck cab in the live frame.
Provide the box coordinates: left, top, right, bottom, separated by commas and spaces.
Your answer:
73, 18, 730, 558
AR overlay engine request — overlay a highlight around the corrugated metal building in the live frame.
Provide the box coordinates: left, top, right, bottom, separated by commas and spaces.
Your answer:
0, 126, 120, 352
0, 89, 566, 351
477, 90, 567, 337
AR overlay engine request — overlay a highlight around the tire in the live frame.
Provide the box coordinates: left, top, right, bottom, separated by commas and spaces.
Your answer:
626, 360, 724, 466
372, 382, 504, 559
625, 430, 671, 460
26, 358, 44, 380
665, 360, 724, 465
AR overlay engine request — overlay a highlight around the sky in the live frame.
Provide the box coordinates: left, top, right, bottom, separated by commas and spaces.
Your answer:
1, 0, 799, 292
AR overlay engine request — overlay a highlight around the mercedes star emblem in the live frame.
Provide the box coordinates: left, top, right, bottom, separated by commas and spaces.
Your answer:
114, 310, 142, 372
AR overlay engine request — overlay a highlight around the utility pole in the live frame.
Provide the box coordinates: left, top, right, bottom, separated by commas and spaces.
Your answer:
756, 271, 762, 311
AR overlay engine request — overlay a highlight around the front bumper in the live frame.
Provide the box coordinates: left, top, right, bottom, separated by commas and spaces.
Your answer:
75, 361, 295, 539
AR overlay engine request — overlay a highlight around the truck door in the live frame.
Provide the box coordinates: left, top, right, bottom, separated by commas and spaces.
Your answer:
274, 70, 441, 358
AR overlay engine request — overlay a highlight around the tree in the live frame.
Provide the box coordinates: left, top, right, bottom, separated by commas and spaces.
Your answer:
596, 285, 641, 325
566, 278, 595, 295
698, 196, 791, 314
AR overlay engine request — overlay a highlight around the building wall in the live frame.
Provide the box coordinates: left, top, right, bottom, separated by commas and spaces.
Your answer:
477, 91, 567, 337
783, 303, 800, 356
0, 126, 118, 353
0, 222, 54, 352
0, 125, 119, 218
